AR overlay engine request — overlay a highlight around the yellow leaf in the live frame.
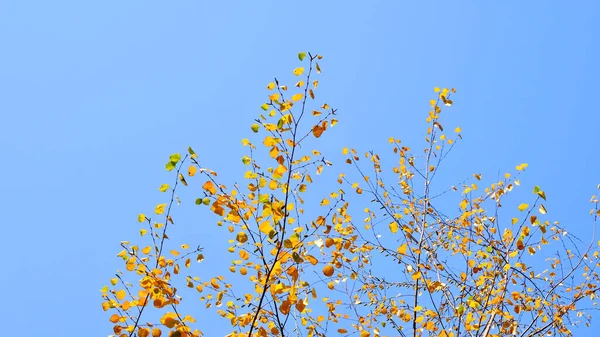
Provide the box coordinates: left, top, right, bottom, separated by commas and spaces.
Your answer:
203, 181, 217, 194
158, 184, 169, 192
274, 165, 288, 177
140, 229, 147, 236
320, 198, 330, 206
267, 82, 275, 90
116, 289, 126, 300
293, 67, 304, 76
155, 204, 166, 215
125, 257, 135, 271
389, 222, 399, 233
110, 277, 118, 286
269, 146, 279, 158
411, 271, 422, 280
160, 312, 179, 329
292, 93, 303, 102
434, 87, 441, 93
137, 214, 145, 222
397, 243, 407, 255
263, 136, 278, 147
305, 255, 318, 265
259, 221, 275, 236
188, 165, 197, 176
516, 163, 529, 171
454, 127, 461, 133
517, 203, 529, 212
511, 218, 519, 225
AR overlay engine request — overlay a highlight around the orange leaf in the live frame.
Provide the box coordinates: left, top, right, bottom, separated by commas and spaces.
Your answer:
109, 314, 120, 323
203, 181, 217, 194
323, 265, 334, 277
312, 125, 324, 138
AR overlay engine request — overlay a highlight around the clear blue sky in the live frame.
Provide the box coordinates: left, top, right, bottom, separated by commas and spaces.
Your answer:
1, 1, 599, 336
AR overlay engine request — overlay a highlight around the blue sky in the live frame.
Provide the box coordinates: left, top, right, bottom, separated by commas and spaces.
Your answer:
1, 1, 599, 336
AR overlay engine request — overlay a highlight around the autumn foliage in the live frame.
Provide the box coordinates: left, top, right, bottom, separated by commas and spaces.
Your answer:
102, 53, 600, 337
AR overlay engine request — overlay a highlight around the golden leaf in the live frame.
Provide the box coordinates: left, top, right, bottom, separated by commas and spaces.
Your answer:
202, 181, 217, 194
259, 221, 275, 235
516, 163, 529, 171
517, 203, 529, 212
154, 204, 166, 215
188, 165, 197, 176
323, 265, 334, 277
293, 67, 304, 76
274, 165, 288, 177
292, 93, 303, 102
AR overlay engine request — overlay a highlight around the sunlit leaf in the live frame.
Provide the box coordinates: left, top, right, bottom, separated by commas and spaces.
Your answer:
293, 67, 304, 76
516, 163, 529, 171
155, 204, 166, 215
202, 181, 217, 194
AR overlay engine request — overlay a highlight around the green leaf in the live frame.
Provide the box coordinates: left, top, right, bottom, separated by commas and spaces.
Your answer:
195, 198, 202, 205
159, 184, 170, 192
532, 185, 541, 193
298, 52, 307, 61
188, 147, 196, 155
165, 161, 176, 171
170, 153, 181, 164
258, 194, 270, 204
